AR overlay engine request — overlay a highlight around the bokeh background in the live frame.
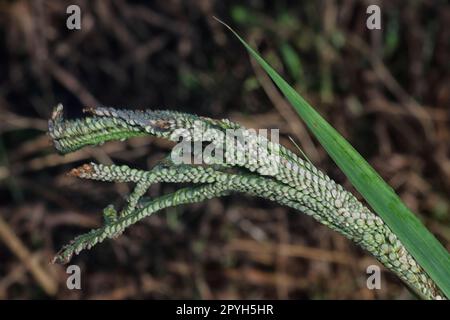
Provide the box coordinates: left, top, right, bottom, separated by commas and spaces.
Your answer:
0, 0, 449, 299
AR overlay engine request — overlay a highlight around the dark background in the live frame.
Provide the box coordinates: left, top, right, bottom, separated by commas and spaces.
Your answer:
0, 0, 449, 299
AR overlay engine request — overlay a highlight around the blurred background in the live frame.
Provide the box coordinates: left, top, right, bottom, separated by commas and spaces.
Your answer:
0, 0, 449, 299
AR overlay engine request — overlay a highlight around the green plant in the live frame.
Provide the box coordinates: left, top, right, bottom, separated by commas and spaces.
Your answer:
49, 104, 443, 299
214, 18, 450, 299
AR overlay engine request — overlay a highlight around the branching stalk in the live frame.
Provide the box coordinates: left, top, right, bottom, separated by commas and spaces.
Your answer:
48, 104, 443, 299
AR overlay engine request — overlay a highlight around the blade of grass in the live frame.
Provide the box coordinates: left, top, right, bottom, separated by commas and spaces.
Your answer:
215, 17, 450, 297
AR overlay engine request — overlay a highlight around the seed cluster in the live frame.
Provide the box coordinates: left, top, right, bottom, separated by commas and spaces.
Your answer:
49, 104, 444, 299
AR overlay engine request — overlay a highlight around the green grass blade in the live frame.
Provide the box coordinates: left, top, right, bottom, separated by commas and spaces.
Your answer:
215, 17, 450, 297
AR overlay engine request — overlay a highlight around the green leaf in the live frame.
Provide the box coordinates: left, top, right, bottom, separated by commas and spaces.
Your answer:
215, 17, 450, 298
280, 42, 302, 81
